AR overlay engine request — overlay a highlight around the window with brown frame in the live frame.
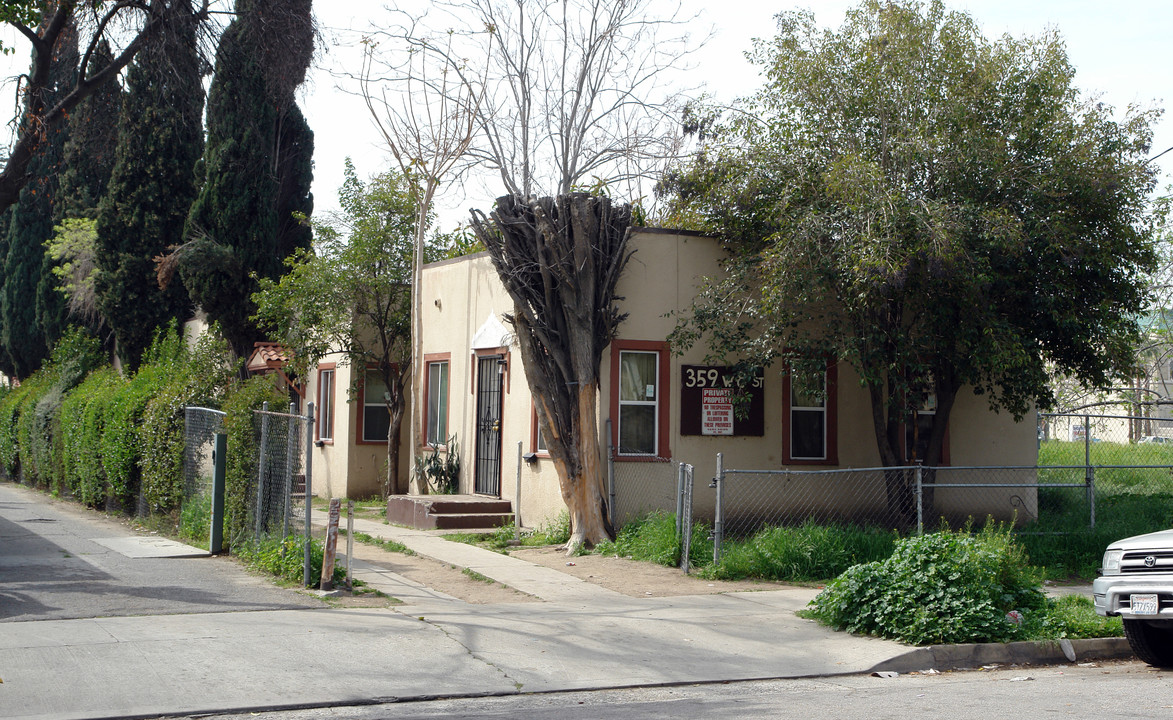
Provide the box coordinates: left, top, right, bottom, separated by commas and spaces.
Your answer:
781, 359, 838, 464
316, 365, 336, 443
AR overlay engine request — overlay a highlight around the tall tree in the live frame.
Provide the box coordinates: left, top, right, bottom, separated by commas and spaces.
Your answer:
254, 161, 431, 497
470, 194, 633, 549
0, 1, 213, 215
367, 0, 700, 199
94, 0, 204, 370
36, 39, 124, 347
174, 0, 315, 359
371, 0, 690, 542
360, 29, 483, 494
1, 12, 78, 379
662, 0, 1159, 521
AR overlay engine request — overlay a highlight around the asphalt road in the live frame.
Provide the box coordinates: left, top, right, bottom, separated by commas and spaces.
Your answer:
0, 482, 322, 622
187, 661, 1173, 720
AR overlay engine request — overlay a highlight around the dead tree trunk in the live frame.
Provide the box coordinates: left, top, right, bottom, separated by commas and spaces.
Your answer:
470, 193, 633, 551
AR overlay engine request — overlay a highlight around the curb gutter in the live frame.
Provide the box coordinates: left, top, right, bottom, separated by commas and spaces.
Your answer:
871, 637, 1133, 674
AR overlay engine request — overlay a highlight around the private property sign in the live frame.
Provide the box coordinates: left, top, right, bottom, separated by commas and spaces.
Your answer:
680, 365, 765, 436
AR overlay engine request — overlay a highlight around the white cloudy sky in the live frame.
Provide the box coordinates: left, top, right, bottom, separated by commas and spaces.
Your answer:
304, 0, 1172, 228
0, 2, 1167, 228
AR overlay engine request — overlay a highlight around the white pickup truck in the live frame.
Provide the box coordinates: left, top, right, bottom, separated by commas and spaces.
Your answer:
1093, 528, 1173, 667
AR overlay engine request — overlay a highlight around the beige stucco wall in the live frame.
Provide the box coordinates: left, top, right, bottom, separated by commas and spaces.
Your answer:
420, 229, 1040, 530
305, 356, 410, 500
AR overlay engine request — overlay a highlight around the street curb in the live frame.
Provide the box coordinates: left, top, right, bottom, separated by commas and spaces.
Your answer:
870, 637, 1133, 674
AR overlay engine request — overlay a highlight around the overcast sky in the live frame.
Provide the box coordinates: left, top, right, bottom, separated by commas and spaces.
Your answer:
304, 0, 1172, 229
0, 2, 1166, 229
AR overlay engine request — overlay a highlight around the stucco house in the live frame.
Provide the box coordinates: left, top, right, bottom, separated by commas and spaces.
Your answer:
390, 228, 1038, 529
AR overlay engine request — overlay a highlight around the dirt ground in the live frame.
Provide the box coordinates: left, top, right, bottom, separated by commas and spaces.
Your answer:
327, 538, 800, 607
339, 539, 535, 605
510, 545, 797, 598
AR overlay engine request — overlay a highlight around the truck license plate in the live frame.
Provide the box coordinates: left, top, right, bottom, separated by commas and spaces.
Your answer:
1131, 594, 1159, 615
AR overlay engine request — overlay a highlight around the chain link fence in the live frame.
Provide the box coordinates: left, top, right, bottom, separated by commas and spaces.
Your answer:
627, 412, 1173, 568
242, 403, 309, 547
182, 407, 226, 548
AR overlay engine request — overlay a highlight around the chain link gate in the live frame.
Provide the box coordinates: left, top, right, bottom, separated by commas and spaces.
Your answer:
183, 406, 226, 550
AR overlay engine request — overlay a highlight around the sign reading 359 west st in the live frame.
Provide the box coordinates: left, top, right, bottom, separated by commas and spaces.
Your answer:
680, 365, 765, 436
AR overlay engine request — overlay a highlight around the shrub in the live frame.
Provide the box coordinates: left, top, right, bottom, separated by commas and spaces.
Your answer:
0, 381, 35, 478
14, 375, 53, 485
804, 523, 1046, 645
60, 368, 123, 507
221, 375, 288, 547
101, 365, 168, 509
140, 325, 235, 517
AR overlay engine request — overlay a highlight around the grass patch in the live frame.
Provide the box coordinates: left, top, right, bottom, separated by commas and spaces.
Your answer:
233, 533, 347, 587
445, 512, 573, 552
352, 531, 415, 556
1027, 594, 1123, 640
595, 510, 713, 568
701, 520, 897, 582
461, 567, 494, 583
1022, 440, 1173, 580
594, 511, 891, 583
178, 493, 211, 547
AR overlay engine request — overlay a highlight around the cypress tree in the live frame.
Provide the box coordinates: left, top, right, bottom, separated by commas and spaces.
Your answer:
0, 17, 78, 379
35, 41, 124, 349
95, 0, 204, 370
180, 0, 314, 358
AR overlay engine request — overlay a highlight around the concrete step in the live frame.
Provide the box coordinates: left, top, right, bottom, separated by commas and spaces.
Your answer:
386, 495, 514, 530
430, 512, 514, 530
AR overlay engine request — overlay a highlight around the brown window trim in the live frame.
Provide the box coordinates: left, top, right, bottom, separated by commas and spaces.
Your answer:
422, 353, 452, 450
356, 364, 396, 446
781, 358, 838, 466
530, 401, 551, 458
609, 340, 671, 462
315, 363, 336, 445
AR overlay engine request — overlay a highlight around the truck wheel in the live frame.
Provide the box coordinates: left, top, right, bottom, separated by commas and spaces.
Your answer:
1123, 619, 1173, 668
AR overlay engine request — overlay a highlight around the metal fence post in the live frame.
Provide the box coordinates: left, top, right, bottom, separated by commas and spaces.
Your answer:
514, 440, 522, 542
283, 402, 296, 539
210, 432, 227, 554
303, 401, 314, 587
606, 418, 615, 529
711, 453, 724, 564
675, 461, 685, 538
681, 463, 694, 574
255, 401, 270, 542
915, 462, 924, 535
1089, 466, 1096, 530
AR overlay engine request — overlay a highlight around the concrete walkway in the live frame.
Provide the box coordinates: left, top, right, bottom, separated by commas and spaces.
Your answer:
1, 496, 1131, 720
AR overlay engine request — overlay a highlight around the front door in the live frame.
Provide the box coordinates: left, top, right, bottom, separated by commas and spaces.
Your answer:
475, 356, 504, 496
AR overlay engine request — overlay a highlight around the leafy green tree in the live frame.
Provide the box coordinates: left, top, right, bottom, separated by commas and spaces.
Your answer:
254, 161, 427, 497
663, 0, 1159, 518
176, 0, 314, 359
94, 0, 204, 370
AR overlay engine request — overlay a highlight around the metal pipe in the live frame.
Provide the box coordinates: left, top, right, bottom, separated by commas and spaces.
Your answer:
283, 402, 295, 539
675, 461, 685, 538
256, 401, 269, 542
606, 418, 615, 528
304, 401, 315, 587
713, 453, 724, 564
514, 440, 522, 542
915, 462, 924, 536
346, 499, 354, 589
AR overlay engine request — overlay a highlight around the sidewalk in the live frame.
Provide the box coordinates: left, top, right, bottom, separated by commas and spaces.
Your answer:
1, 497, 1132, 720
